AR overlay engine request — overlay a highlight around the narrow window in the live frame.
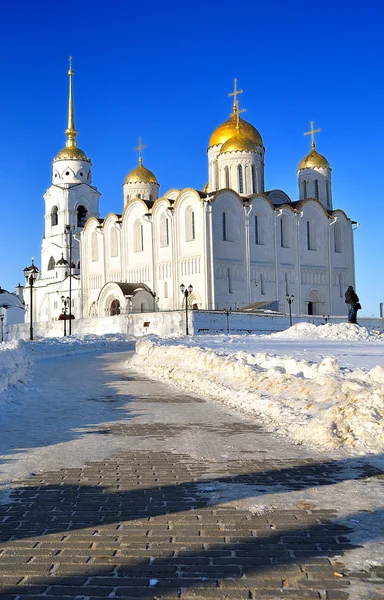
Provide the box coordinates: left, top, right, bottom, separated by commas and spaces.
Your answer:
224, 166, 230, 188
260, 272, 265, 295
137, 193, 141, 199
334, 222, 342, 253
110, 228, 118, 257
134, 219, 144, 252
51, 206, 58, 226
306, 221, 311, 250
222, 212, 227, 241
326, 180, 330, 206
77, 205, 88, 227
252, 165, 257, 193
164, 282, 168, 298
255, 215, 259, 245
314, 179, 319, 200
185, 207, 195, 241
303, 180, 307, 198
160, 213, 169, 247
238, 165, 244, 194
228, 267, 232, 293
91, 231, 98, 261
48, 256, 55, 270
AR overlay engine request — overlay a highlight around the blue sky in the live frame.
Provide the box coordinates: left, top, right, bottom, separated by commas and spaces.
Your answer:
1, 0, 383, 316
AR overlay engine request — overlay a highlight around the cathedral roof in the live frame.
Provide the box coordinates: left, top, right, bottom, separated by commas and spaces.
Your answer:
54, 146, 90, 162
209, 115, 263, 148
124, 160, 158, 185
298, 147, 330, 170
220, 132, 258, 154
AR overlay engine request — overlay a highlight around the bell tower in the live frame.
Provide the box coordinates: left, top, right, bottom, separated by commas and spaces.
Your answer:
41, 58, 101, 279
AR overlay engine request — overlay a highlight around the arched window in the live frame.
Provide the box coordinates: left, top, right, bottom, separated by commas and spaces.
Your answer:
314, 179, 319, 200
164, 282, 168, 298
303, 180, 307, 198
222, 211, 227, 241
260, 272, 265, 295
110, 228, 118, 257
91, 231, 98, 261
252, 165, 257, 193
326, 181, 330, 206
160, 213, 169, 247
77, 205, 88, 227
134, 219, 144, 252
238, 165, 244, 194
185, 207, 195, 241
110, 299, 120, 316
254, 214, 264, 245
334, 222, 342, 253
51, 206, 58, 226
224, 166, 230, 188
306, 220, 316, 250
280, 215, 289, 248
48, 256, 55, 271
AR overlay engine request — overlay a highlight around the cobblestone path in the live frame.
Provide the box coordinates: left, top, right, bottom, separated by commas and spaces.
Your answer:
0, 354, 383, 599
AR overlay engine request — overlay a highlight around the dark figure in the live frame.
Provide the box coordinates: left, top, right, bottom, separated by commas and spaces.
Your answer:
345, 286, 361, 324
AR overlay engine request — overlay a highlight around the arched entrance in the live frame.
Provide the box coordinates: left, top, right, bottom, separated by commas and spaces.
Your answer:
306, 290, 323, 316
110, 299, 121, 316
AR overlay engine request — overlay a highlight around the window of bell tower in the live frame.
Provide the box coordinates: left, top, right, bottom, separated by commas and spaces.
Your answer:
77, 205, 88, 227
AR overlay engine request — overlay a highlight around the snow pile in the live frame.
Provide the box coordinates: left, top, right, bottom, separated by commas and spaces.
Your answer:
130, 335, 384, 453
0, 334, 135, 396
269, 322, 383, 341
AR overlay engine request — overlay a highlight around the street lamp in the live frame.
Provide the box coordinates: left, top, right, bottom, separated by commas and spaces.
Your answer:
61, 296, 70, 336
65, 224, 75, 335
23, 259, 40, 341
223, 308, 232, 334
180, 283, 193, 336
286, 294, 294, 327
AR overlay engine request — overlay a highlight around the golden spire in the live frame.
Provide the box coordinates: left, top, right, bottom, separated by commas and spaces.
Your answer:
65, 56, 78, 148
134, 136, 147, 164
228, 78, 246, 131
304, 120, 321, 150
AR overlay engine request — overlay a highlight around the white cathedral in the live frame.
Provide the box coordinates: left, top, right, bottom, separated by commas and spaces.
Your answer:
24, 65, 356, 323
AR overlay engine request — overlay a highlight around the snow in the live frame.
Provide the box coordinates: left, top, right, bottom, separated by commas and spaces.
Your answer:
130, 323, 384, 454
0, 324, 383, 586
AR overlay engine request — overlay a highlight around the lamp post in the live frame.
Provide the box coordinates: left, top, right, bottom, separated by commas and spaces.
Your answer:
61, 296, 70, 336
223, 308, 232, 334
23, 259, 40, 341
65, 224, 74, 335
286, 294, 294, 327
180, 283, 193, 336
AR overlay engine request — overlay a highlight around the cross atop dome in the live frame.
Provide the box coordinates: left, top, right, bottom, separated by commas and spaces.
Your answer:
228, 78, 246, 130
304, 120, 321, 150
134, 137, 147, 164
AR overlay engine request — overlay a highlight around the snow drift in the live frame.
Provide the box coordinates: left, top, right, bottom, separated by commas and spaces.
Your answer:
130, 324, 384, 454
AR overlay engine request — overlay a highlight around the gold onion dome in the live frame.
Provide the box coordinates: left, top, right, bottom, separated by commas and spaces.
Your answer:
220, 132, 258, 154
54, 146, 89, 161
124, 160, 158, 184
298, 148, 330, 170
209, 116, 263, 148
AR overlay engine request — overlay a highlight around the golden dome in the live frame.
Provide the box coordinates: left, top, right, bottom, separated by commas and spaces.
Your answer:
54, 145, 90, 162
220, 133, 258, 154
124, 161, 158, 185
209, 116, 263, 148
298, 148, 330, 170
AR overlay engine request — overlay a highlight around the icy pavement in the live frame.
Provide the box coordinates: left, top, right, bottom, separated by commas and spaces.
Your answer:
0, 332, 383, 598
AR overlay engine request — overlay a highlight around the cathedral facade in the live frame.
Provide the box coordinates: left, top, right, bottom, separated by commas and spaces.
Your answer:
26, 68, 356, 323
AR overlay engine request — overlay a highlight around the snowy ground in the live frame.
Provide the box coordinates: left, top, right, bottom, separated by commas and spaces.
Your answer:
0, 326, 384, 590
131, 322, 384, 455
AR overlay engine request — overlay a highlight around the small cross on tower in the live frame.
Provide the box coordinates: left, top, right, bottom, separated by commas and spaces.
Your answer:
304, 120, 321, 150
134, 137, 147, 164
228, 78, 246, 130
